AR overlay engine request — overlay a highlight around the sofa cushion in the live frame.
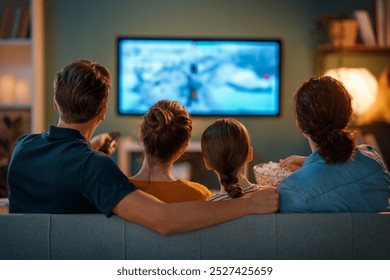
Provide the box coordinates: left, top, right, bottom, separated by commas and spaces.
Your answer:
0, 214, 50, 260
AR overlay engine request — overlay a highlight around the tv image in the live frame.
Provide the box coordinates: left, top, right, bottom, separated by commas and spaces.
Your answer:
117, 37, 281, 116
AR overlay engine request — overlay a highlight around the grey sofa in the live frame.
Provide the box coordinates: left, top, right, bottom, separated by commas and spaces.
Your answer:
0, 213, 389, 260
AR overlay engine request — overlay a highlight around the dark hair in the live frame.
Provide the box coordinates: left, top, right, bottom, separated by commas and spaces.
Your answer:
54, 59, 111, 123
140, 100, 192, 164
201, 118, 251, 198
295, 76, 355, 163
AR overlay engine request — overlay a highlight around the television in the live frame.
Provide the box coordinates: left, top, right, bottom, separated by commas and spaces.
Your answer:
117, 37, 281, 116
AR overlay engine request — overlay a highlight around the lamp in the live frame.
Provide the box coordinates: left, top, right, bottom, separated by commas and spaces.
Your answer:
324, 67, 378, 117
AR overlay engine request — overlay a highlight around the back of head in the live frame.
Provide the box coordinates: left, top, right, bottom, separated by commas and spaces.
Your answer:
295, 76, 355, 163
140, 100, 192, 164
54, 59, 111, 123
201, 118, 251, 198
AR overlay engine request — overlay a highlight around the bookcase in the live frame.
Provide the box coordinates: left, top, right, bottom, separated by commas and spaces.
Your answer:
315, 0, 390, 77
0, 0, 44, 198
0, 0, 44, 134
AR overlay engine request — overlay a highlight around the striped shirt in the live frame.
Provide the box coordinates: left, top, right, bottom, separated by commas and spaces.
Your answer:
207, 184, 260, 202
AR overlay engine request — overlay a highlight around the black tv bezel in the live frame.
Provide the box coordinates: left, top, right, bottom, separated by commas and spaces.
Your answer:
116, 36, 282, 117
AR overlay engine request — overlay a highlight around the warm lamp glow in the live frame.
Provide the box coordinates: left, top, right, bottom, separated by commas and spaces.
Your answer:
324, 67, 378, 116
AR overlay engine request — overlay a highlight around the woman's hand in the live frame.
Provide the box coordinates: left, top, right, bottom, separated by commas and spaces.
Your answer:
279, 155, 307, 172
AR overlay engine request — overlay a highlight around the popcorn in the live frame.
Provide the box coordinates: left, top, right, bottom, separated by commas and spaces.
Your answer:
253, 161, 292, 188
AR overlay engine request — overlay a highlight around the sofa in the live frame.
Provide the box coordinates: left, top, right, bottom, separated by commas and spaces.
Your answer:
0, 213, 389, 260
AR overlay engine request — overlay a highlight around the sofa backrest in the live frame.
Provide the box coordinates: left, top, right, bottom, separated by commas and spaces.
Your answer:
0, 213, 389, 260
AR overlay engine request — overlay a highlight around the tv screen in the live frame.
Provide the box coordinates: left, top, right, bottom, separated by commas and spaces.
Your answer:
117, 37, 281, 116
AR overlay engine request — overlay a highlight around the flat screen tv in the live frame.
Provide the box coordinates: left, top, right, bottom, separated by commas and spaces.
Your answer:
117, 37, 281, 116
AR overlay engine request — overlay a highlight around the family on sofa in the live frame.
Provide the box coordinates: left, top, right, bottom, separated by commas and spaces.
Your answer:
6, 60, 390, 235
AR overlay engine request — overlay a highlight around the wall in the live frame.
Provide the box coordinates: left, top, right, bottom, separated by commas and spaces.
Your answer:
44, 0, 374, 182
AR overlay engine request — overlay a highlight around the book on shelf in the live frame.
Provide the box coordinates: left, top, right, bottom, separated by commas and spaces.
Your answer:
0, 4, 14, 38
386, 0, 390, 46
16, 5, 30, 38
11, 6, 22, 38
354, 10, 377, 46
0, 3, 30, 39
376, 0, 386, 46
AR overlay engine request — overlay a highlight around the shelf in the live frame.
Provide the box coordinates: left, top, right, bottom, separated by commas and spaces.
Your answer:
118, 137, 202, 176
0, 104, 31, 110
317, 44, 390, 54
0, 39, 31, 46
314, 44, 390, 76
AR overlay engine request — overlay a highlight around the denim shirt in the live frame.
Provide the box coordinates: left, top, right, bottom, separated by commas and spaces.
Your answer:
278, 145, 390, 213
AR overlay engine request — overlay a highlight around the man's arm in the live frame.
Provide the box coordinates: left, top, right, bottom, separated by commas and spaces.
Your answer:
90, 133, 118, 156
113, 188, 279, 235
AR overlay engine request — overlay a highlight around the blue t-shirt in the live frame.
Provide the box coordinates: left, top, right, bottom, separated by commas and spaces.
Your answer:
8, 126, 136, 217
278, 145, 390, 213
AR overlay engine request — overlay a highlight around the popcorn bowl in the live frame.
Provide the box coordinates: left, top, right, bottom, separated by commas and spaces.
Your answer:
253, 162, 292, 188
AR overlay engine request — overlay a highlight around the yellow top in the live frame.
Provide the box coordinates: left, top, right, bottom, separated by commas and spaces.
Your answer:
129, 179, 212, 203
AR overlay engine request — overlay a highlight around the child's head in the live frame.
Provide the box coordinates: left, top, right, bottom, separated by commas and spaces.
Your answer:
201, 118, 252, 198
140, 100, 192, 165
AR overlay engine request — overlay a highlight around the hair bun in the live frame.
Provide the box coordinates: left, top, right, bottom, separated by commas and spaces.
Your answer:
144, 107, 173, 133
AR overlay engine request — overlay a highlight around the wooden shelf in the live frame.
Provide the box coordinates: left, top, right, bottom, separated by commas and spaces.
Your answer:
317, 44, 390, 54
314, 43, 390, 75
0, 104, 31, 110
0, 39, 31, 46
118, 137, 202, 176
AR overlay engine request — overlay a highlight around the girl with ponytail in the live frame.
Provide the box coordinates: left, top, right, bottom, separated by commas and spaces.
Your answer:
201, 118, 260, 201
278, 76, 389, 212
129, 100, 211, 202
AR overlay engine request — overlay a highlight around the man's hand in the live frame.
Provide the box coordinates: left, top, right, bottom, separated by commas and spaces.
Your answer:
91, 133, 118, 156
279, 155, 307, 172
245, 188, 279, 214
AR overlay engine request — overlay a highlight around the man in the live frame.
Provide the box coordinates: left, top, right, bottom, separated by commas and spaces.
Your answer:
8, 59, 278, 234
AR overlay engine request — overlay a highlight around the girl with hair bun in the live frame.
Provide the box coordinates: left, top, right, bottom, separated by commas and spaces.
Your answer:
278, 76, 390, 212
129, 100, 211, 202
201, 118, 260, 201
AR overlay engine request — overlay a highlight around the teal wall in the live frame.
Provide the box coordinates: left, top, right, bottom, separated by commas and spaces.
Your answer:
44, 0, 375, 180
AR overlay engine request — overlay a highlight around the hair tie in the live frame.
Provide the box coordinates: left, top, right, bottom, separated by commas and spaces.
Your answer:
319, 124, 339, 137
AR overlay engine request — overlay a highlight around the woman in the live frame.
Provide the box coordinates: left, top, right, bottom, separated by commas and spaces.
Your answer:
278, 76, 390, 212
201, 118, 259, 201
129, 100, 211, 202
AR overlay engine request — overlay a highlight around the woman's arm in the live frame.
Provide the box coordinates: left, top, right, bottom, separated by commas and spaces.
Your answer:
278, 182, 310, 213
113, 188, 279, 235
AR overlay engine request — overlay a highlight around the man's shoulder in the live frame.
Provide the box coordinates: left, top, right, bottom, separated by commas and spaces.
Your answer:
11, 133, 46, 155
15, 133, 42, 144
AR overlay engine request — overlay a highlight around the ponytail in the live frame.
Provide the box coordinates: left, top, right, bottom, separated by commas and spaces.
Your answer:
314, 128, 355, 163
219, 173, 244, 198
